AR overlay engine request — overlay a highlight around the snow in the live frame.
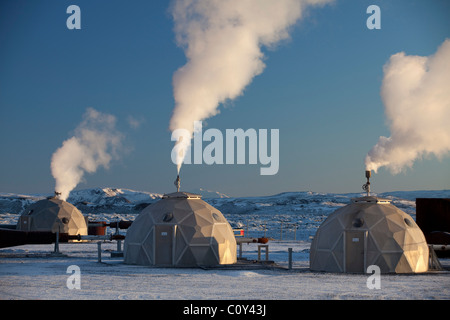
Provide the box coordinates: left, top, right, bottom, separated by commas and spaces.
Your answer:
1, 241, 449, 300
1, 189, 449, 300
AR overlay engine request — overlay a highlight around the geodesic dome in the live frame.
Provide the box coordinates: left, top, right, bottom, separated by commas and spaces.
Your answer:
17, 197, 88, 236
124, 192, 237, 267
310, 196, 429, 274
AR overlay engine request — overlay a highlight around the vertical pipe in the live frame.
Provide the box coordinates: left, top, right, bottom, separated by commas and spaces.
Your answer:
288, 248, 293, 270
54, 231, 60, 254
97, 241, 102, 263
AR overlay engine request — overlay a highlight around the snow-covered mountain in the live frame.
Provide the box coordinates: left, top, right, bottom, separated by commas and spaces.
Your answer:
67, 188, 163, 214
1, 187, 448, 216
1, 187, 448, 235
204, 190, 450, 240
0, 188, 163, 216
186, 187, 230, 199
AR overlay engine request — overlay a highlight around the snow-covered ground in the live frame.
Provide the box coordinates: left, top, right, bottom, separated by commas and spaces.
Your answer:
1, 189, 449, 300
1, 241, 449, 300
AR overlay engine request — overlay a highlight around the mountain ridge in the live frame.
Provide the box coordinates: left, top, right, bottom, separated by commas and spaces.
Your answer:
0, 187, 448, 216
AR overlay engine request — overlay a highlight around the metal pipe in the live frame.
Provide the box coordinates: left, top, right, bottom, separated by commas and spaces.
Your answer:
175, 175, 180, 192
288, 248, 293, 270
107, 221, 133, 229
362, 170, 371, 196
235, 237, 269, 244
54, 231, 60, 254
0, 224, 17, 230
67, 234, 125, 241
0, 228, 64, 248
432, 244, 450, 251
97, 241, 102, 263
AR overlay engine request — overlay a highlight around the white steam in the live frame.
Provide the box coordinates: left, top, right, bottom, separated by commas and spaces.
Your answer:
365, 39, 450, 174
51, 108, 123, 201
170, 0, 333, 173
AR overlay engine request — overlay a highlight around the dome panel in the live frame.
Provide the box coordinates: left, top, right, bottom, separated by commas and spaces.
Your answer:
124, 243, 142, 264
179, 212, 199, 228
310, 196, 429, 274
173, 209, 194, 224
187, 200, 210, 211
17, 198, 87, 236
189, 245, 214, 264
124, 192, 236, 267
314, 221, 343, 250
141, 228, 155, 260
212, 224, 229, 244
176, 246, 197, 265
391, 229, 407, 247
331, 234, 344, 267
175, 228, 188, 258
193, 208, 215, 224
191, 231, 214, 246
194, 213, 215, 228
394, 254, 414, 274
324, 252, 342, 272
136, 246, 152, 266
178, 224, 197, 243
373, 252, 400, 273
220, 245, 236, 265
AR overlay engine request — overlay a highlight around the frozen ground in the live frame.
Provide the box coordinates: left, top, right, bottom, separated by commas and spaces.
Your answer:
0, 241, 449, 300
1, 189, 449, 301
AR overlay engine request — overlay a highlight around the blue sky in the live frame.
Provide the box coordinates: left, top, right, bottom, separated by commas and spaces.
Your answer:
1, 0, 449, 197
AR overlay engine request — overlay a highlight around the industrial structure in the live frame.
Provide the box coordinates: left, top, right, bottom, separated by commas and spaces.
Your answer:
416, 198, 450, 257
309, 172, 429, 274
16, 193, 88, 236
124, 188, 237, 267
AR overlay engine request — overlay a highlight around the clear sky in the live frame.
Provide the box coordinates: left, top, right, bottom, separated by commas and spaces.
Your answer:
1, 0, 449, 197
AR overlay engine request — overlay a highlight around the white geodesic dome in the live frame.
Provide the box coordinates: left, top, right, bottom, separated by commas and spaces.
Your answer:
310, 196, 429, 274
124, 192, 237, 267
17, 197, 88, 236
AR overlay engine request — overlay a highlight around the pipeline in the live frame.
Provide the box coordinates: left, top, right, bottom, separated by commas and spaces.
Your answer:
88, 220, 133, 229
0, 227, 125, 249
107, 220, 133, 229
67, 234, 125, 242
432, 244, 450, 251
88, 220, 133, 230
0, 228, 72, 249
236, 237, 269, 244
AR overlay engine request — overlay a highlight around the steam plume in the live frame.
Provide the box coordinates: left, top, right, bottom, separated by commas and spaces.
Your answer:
170, 0, 333, 173
51, 108, 123, 201
365, 39, 450, 174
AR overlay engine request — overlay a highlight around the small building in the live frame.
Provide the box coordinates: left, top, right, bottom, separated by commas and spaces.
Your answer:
124, 192, 237, 267
310, 196, 429, 274
17, 196, 88, 236
416, 198, 450, 257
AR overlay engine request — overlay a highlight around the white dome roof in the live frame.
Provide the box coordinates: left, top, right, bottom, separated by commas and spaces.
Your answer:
310, 196, 429, 274
124, 192, 237, 267
17, 197, 88, 236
